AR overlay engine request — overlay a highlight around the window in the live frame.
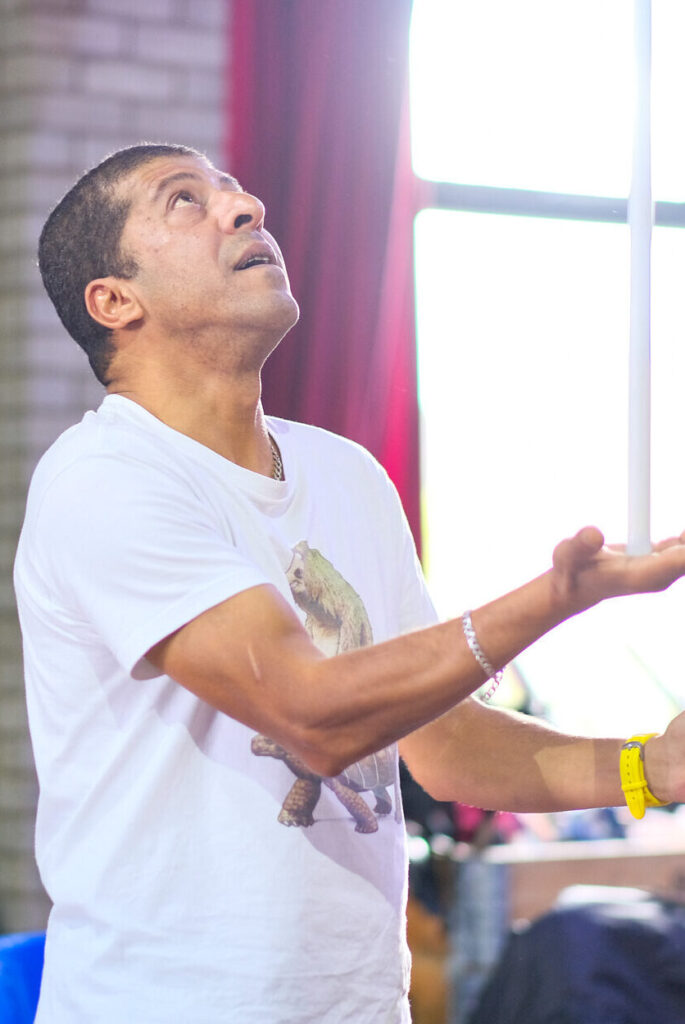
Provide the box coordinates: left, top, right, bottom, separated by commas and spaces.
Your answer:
410, 0, 685, 735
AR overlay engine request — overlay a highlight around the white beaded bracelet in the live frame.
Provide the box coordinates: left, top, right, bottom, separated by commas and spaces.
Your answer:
461, 610, 504, 703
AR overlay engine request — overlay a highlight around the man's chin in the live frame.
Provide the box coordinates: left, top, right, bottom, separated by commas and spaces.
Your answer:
268, 291, 300, 336
253, 298, 299, 361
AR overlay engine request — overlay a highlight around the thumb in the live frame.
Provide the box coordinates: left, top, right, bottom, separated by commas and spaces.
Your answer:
552, 526, 605, 574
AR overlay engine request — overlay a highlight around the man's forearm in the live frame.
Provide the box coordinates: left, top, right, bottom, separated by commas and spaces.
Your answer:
317, 523, 685, 778
399, 697, 626, 811
304, 568, 576, 776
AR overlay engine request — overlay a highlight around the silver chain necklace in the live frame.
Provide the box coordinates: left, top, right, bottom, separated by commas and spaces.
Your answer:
268, 434, 283, 481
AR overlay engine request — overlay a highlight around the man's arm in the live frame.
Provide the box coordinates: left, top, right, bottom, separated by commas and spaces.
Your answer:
148, 525, 685, 784
399, 699, 628, 810
400, 694, 685, 813
399, 530, 685, 813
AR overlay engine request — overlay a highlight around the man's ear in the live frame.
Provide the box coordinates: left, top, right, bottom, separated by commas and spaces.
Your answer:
84, 277, 144, 331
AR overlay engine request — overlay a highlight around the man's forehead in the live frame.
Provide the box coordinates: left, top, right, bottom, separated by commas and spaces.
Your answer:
120, 154, 241, 200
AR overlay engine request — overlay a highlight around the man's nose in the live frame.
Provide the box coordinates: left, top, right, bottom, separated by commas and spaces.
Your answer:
211, 190, 265, 233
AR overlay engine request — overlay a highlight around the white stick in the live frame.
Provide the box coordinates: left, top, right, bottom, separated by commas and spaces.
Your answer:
627, 0, 652, 556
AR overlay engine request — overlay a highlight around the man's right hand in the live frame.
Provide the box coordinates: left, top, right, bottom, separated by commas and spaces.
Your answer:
549, 525, 685, 615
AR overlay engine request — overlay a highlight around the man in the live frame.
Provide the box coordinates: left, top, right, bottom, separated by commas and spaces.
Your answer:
14, 142, 685, 1022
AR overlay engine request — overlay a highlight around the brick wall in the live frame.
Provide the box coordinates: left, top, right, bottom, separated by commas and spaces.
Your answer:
0, 0, 229, 932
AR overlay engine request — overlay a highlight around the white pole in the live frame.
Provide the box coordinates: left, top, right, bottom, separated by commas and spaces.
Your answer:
627, 0, 652, 555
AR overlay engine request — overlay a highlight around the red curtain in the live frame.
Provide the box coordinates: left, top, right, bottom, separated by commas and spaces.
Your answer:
228, 0, 422, 547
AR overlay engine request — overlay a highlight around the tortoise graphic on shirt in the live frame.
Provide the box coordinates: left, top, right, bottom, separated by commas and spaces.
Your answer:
251, 541, 396, 834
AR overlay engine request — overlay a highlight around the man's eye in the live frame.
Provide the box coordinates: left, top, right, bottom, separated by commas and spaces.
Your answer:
172, 191, 199, 208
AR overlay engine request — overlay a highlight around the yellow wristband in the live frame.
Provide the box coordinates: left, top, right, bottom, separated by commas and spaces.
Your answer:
620, 733, 670, 820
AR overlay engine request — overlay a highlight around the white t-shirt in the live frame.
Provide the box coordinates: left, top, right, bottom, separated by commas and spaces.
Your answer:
14, 395, 438, 1024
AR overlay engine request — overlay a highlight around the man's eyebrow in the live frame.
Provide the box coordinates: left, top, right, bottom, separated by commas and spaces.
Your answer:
152, 170, 242, 201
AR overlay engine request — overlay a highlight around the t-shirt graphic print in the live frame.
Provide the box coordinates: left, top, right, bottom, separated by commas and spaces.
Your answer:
251, 540, 398, 834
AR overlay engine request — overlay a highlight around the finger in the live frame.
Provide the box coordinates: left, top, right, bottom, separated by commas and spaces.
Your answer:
553, 525, 604, 572
651, 534, 685, 553
574, 525, 605, 554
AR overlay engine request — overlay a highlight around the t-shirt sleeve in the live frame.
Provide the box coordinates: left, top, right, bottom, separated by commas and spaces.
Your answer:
29, 454, 271, 679
397, 524, 440, 634
394, 500, 440, 635
365, 458, 439, 635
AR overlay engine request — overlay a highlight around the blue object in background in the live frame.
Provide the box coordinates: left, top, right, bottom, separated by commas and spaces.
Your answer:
0, 933, 45, 1024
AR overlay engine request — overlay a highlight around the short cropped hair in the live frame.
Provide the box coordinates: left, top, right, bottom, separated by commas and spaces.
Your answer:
38, 143, 204, 385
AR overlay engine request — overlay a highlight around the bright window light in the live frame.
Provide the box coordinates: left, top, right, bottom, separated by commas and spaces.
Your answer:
410, 0, 685, 201
410, 0, 685, 735
416, 210, 630, 610
411, 0, 685, 737
415, 210, 685, 735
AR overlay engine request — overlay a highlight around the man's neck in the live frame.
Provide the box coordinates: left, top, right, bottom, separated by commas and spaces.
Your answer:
109, 367, 275, 477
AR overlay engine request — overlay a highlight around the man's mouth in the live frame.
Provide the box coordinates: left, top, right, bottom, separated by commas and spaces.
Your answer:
234, 245, 276, 271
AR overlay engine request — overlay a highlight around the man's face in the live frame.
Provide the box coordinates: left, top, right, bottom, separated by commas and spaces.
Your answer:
115, 154, 299, 358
